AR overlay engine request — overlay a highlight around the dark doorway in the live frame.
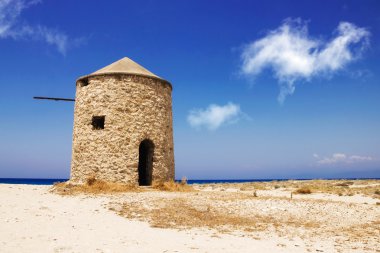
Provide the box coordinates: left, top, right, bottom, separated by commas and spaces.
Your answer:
138, 139, 154, 186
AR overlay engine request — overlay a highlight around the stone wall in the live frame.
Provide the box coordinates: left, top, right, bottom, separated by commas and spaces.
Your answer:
70, 74, 174, 184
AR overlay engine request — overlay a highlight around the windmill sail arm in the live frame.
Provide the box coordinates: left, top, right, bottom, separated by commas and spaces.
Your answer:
33, 96, 75, 102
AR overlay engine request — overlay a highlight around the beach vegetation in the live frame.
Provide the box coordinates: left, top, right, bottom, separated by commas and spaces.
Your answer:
335, 181, 354, 187
52, 177, 139, 195
152, 177, 194, 192
191, 179, 380, 197
294, 187, 312, 194
118, 194, 321, 234
52, 176, 194, 195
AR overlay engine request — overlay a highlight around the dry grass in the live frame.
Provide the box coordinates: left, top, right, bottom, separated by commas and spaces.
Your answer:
201, 179, 380, 197
335, 181, 354, 187
123, 198, 224, 228
333, 219, 380, 251
294, 187, 312, 194
112, 183, 379, 251
152, 177, 194, 192
99, 179, 380, 252
52, 181, 139, 195
118, 197, 319, 233
52, 176, 140, 195
285, 180, 380, 197
51, 176, 194, 195
52, 178, 379, 198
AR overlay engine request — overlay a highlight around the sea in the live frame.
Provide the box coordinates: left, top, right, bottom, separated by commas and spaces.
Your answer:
0, 178, 377, 185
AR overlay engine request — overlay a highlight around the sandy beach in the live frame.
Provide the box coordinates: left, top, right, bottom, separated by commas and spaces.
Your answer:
0, 180, 379, 253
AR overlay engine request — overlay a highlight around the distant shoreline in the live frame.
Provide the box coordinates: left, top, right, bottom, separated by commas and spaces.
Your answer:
0, 177, 379, 185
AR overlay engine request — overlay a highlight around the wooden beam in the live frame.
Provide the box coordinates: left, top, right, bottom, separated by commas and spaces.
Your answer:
33, 96, 75, 102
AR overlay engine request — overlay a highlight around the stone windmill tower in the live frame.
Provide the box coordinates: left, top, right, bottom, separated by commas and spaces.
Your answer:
70, 57, 174, 185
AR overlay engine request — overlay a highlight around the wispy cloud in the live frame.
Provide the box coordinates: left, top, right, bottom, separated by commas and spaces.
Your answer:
313, 153, 374, 165
187, 102, 242, 130
0, 0, 78, 55
241, 18, 370, 103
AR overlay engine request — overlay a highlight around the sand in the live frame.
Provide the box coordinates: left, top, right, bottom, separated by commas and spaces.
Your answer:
0, 182, 379, 253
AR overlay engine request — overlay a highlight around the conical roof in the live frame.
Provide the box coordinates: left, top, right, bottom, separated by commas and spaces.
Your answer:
92, 57, 160, 78
77, 57, 170, 86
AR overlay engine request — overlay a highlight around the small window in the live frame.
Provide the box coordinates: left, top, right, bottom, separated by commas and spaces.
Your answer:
92, 116, 105, 130
80, 78, 89, 87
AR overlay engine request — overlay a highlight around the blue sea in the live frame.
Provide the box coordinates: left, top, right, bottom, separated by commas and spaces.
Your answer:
0, 178, 378, 185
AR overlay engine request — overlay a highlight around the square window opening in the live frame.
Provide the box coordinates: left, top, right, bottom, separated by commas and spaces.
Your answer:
79, 78, 89, 87
92, 116, 105, 130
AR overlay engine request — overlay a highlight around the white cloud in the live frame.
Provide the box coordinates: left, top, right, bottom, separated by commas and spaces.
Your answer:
314, 153, 373, 165
241, 18, 370, 103
187, 102, 241, 130
0, 0, 73, 55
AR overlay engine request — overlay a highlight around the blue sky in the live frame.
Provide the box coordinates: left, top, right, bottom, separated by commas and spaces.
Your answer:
0, 0, 379, 179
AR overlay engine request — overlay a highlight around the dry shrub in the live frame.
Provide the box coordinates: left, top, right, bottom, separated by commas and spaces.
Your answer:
374, 190, 380, 195
335, 181, 354, 187
86, 175, 97, 186
152, 178, 194, 192
52, 177, 139, 195
180, 176, 188, 185
294, 187, 312, 194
